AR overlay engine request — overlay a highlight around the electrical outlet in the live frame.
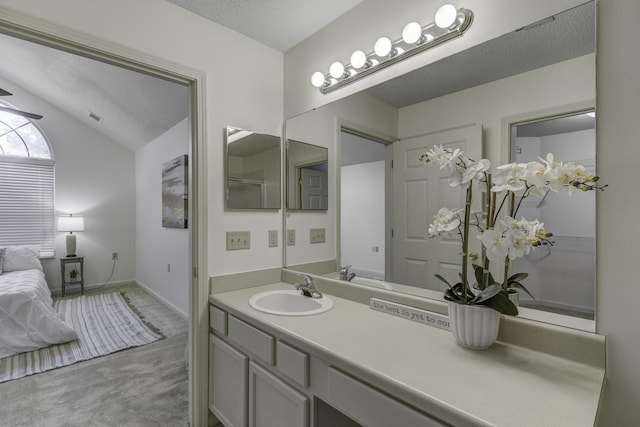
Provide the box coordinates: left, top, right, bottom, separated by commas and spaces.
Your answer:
287, 229, 296, 246
226, 231, 251, 250
268, 230, 278, 248
310, 228, 326, 244
112, 252, 118, 260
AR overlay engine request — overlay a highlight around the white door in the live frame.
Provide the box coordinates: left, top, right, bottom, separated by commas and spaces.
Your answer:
300, 167, 328, 210
391, 124, 482, 291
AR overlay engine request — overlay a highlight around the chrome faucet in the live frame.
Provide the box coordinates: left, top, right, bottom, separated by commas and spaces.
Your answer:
339, 265, 356, 281
295, 275, 323, 299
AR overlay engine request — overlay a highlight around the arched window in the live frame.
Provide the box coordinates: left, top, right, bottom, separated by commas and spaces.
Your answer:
0, 102, 55, 257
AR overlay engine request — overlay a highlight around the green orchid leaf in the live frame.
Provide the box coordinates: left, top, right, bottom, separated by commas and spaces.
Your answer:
509, 281, 535, 299
435, 274, 452, 287
471, 284, 502, 304
480, 291, 518, 316
444, 288, 464, 303
472, 264, 484, 288
508, 272, 529, 283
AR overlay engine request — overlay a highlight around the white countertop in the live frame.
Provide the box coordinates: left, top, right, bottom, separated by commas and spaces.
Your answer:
210, 283, 605, 427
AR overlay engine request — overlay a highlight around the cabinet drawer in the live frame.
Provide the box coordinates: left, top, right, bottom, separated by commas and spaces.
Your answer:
210, 305, 228, 335
327, 367, 447, 427
228, 315, 274, 364
276, 341, 309, 387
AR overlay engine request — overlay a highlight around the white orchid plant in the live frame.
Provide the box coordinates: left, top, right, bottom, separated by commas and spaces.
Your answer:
420, 145, 606, 315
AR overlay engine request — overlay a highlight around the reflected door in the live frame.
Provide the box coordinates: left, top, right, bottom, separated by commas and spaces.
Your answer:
391, 124, 482, 290
300, 167, 328, 210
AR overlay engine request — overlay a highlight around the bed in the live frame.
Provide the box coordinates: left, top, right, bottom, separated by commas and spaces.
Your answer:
0, 245, 78, 359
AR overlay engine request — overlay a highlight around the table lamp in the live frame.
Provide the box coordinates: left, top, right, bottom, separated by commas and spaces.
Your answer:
57, 214, 84, 257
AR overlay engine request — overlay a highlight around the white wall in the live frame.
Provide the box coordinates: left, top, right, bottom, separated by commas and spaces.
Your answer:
596, 0, 640, 425
0, 74, 136, 292
0, 0, 285, 278
135, 118, 189, 317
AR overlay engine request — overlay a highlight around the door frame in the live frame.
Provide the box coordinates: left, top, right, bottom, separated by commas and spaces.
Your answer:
0, 7, 209, 425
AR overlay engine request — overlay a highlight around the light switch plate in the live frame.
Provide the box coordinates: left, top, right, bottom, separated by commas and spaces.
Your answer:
268, 230, 278, 248
310, 228, 326, 244
287, 229, 296, 246
226, 231, 251, 250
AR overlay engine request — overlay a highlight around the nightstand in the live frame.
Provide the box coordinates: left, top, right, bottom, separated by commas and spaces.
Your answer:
60, 256, 84, 297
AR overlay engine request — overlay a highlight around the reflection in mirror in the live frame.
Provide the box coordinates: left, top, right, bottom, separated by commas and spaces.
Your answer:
284, 1, 595, 324
286, 139, 329, 210
340, 131, 389, 281
510, 110, 596, 319
225, 127, 281, 210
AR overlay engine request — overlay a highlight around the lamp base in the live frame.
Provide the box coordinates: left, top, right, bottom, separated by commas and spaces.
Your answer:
65, 234, 77, 257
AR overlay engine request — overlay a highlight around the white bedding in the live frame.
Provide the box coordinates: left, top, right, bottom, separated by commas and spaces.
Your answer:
0, 269, 78, 358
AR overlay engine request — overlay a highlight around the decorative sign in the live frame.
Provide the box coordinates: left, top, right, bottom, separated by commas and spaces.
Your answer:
370, 298, 450, 331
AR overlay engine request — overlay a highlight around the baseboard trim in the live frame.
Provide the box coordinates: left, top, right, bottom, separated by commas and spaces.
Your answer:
50, 280, 135, 298
134, 280, 189, 320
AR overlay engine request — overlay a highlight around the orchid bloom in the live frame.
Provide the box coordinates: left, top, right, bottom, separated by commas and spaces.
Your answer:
428, 207, 463, 238
491, 162, 527, 193
421, 145, 462, 172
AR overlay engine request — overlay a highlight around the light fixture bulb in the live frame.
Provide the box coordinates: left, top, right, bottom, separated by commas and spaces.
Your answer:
435, 4, 458, 29
310, 71, 326, 88
374, 37, 393, 57
329, 61, 345, 79
402, 22, 423, 44
350, 50, 368, 69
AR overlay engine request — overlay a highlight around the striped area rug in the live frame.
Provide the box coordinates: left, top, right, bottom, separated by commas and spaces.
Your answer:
0, 292, 164, 383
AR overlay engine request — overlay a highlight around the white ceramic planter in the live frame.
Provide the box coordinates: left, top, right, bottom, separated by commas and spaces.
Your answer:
448, 301, 500, 350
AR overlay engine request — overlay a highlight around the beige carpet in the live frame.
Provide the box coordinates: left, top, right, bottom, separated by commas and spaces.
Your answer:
0, 284, 190, 426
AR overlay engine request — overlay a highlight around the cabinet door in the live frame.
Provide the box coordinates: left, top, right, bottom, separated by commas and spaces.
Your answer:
210, 335, 248, 427
249, 361, 309, 427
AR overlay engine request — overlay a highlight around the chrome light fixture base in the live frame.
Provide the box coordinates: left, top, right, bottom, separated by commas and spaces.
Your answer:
312, 6, 473, 94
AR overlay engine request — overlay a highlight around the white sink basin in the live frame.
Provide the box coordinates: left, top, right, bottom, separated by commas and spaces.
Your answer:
351, 276, 394, 290
249, 289, 333, 316
328, 274, 394, 290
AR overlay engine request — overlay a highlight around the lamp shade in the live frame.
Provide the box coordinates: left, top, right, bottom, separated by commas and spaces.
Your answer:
58, 215, 84, 232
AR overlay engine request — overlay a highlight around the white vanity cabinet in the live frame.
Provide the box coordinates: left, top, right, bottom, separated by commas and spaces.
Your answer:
209, 306, 309, 427
209, 303, 448, 427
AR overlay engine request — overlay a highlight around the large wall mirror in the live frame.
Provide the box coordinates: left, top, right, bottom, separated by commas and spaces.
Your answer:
284, 1, 596, 326
225, 126, 281, 210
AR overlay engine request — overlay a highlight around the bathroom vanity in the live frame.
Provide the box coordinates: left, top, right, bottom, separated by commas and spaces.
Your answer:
209, 277, 605, 427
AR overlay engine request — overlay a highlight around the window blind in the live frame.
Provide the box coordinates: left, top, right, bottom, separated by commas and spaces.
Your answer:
0, 158, 55, 257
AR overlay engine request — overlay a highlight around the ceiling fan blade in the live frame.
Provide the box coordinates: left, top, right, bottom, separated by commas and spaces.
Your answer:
0, 88, 12, 96
0, 105, 44, 120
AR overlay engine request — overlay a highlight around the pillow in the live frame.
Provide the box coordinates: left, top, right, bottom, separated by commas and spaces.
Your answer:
2, 245, 43, 272
0, 248, 5, 274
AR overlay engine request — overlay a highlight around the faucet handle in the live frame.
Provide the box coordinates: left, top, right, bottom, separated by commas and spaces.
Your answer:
296, 274, 313, 286
340, 265, 352, 273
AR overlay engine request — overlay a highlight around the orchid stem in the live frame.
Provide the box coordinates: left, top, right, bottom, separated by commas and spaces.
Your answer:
461, 181, 473, 303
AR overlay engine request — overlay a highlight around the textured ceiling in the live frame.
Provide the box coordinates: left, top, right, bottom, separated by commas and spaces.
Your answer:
0, 33, 190, 151
165, 0, 365, 52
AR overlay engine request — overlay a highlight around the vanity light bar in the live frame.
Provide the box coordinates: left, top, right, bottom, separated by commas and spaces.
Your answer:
311, 4, 473, 94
